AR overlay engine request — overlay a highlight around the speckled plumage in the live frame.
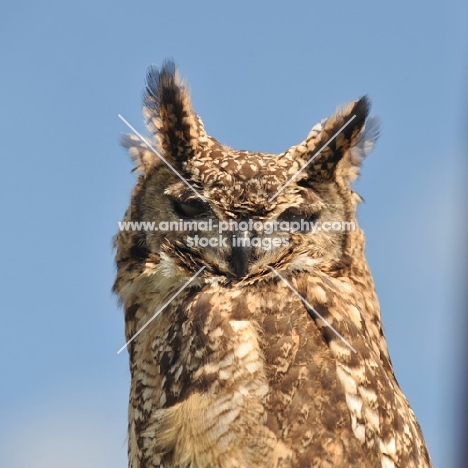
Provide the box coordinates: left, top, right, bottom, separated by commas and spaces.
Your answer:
114, 60, 432, 468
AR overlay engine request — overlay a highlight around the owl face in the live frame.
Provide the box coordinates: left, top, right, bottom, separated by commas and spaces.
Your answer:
122, 60, 377, 282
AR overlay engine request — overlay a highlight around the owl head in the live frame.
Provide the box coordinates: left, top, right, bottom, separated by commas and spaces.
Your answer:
118, 60, 379, 283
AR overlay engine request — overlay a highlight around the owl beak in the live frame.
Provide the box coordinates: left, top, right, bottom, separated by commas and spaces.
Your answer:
230, 230, 252, 278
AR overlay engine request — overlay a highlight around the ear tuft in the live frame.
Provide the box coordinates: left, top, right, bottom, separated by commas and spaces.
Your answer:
344, 115, 380, 182
143, 59, 207, 165
291, 96, 378, 183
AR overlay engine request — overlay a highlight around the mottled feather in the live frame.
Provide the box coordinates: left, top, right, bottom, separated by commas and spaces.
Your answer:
114, 60, 432, 468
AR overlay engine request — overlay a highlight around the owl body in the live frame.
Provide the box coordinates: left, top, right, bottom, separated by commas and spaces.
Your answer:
114, 61, 432, 468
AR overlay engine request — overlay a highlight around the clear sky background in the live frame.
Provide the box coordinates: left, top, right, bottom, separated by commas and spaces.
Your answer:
0, 1, 466, 467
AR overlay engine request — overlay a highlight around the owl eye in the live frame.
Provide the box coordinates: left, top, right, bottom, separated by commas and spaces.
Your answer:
173, 200, 209, 218
278, 208, 319, 228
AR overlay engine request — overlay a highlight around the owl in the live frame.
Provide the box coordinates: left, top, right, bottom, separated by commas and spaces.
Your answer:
114, 60, 432, 468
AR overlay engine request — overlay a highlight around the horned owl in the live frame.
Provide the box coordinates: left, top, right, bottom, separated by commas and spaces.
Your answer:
114, 60, 432, 468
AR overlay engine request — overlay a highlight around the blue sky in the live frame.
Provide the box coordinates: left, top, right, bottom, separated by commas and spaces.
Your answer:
0, 1, 466, 467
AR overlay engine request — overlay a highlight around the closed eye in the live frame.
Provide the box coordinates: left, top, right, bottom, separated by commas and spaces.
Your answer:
278, 208, 319, 228
173, 199, 210, 218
